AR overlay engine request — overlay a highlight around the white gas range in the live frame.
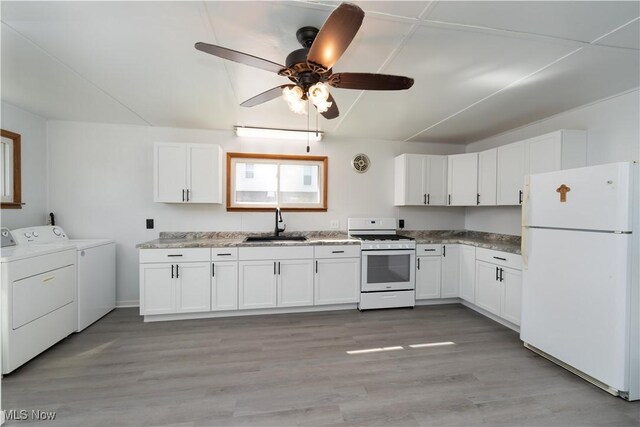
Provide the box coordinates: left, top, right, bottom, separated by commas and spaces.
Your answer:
348, 218, 416, 310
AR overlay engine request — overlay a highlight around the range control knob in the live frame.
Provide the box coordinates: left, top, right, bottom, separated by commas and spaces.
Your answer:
52, 228, 62, 236
24, 232, 32, 238
32, 231, 39, 237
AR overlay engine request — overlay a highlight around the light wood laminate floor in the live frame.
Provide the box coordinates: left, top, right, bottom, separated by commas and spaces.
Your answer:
3, 305, 639, 426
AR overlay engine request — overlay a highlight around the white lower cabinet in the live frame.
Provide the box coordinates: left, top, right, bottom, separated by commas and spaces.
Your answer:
176, 262, 211, 313
140, 263, 175, 315
140, 260, 211, 315
211, 261, 238, 311
441, 244, 460, 298
315, 258, 360, 305
459, 245, 476, 303
501, 267, 522, 326
475, 261, 502, 316
416, 256, 441, 299
238, 261, 277, 309
475, 259, 522, 325
277, 259, 314, 307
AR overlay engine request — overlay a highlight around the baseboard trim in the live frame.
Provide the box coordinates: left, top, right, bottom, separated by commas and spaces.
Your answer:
416, 298, 461, 306
460, 300, 520, 333
143, 303, 358, 322
116, 300, 140, 308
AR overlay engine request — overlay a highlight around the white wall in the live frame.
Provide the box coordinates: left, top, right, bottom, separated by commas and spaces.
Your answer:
0, 102, 48, 229
46, 120, 465, 305
464, 89, 640, 235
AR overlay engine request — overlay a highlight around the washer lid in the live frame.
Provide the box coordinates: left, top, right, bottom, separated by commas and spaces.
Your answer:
70, 239, 115, 250
0, 243, 76, 262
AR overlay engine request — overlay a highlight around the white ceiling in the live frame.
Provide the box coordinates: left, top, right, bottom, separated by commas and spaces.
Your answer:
1, 1, 638, 144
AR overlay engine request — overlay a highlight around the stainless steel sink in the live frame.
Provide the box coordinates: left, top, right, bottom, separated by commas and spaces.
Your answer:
244, 235, 307, 242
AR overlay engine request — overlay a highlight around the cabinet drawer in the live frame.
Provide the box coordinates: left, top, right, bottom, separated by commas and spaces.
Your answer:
416, 244, 442, 256
314, 245, 360, 259
238, 246, 313, 260
211, 248, 238, 261
139, 248, 210, 263
12, 265, 75, 330
476, 248, 521, 270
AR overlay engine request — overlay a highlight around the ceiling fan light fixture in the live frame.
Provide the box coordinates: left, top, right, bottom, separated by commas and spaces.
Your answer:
314, 98, 333, 114
282, 86, 307, 115
308, 82, 330, 103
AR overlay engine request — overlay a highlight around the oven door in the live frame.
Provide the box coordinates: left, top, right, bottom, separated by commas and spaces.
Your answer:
361, 249, 415, 292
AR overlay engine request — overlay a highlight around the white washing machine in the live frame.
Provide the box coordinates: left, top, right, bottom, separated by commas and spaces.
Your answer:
13, 226, 116, 332
1, 228, 77, 374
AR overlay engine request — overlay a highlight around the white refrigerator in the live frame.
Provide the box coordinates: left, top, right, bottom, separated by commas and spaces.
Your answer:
521, 161, 639, 401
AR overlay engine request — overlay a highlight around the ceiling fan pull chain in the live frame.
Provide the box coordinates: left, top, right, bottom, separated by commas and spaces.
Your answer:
307, 98, 310, 153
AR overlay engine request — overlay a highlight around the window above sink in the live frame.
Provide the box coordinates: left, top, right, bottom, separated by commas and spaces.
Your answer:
227, 152, 327, 212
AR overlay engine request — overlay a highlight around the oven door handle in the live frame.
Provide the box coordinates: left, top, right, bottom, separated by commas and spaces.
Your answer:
361, 249, 416, 256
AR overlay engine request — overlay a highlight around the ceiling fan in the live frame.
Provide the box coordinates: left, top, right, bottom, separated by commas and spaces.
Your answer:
195, 2, 414, 120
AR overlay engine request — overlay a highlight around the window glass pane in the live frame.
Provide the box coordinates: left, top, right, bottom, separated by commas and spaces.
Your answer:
279, 164, 320, 204
234, 162, 277, 204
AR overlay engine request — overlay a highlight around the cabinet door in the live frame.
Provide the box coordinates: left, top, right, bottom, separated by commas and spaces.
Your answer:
501, 267, 522, 325
526, 133, 561, 175
475, 261, 502, 316
176, 262, 211, 313
239, 261, 277, 309
425, 155, 448, 205
212, 261, 238, 311
154, 143, 187, 202
406, 155, 425, 205
277, 259, 314, 307
477, 148, 497, 206
187, 145, 222, 203
447, 153, 478, 206
497, 141, 526, 205
140, 263, 175, 315
315, 258, 360, 305
459, 245, 476, 303
415, 256, 441, 299
441, 245, 460, 298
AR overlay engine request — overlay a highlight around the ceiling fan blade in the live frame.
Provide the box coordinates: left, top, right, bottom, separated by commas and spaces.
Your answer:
307, 3, 364, 72
240, 85, 294, 108
195, 42, 284, 74
328, 73, 414, 90
316, 93, 339, 120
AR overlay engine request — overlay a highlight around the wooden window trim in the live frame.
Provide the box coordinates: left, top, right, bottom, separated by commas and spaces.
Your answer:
1, 129, 22, 210
226, 152, 328, 212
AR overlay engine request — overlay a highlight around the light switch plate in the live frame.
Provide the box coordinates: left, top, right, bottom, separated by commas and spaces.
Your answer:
330, 220, 340, 229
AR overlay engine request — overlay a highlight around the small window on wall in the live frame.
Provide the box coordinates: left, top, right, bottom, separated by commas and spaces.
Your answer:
227, 153, 327, 211
1, 129, 21, 209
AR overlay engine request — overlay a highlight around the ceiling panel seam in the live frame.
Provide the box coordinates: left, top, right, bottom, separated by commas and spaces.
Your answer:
0, 21, 152, 126
403, 15, 640, 142
402, 46, 584, 142
331, 2, 438, 133
201, 1, 242, 125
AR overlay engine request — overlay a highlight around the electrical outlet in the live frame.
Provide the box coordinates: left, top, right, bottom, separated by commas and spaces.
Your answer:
330, 220, 340, 229
146, 219, 154, 229
398, 219, 405, 229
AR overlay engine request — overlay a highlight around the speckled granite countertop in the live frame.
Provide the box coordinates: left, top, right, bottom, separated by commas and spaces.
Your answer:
137, 230, 521, 254
137, 231, 359, 249
401, 230, 521, 254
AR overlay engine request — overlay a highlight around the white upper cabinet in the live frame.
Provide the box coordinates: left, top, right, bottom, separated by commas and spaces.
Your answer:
425, 155, 448, 206
394, 154, 447, 206
497, 141, 526, 206
154, 142, 223, 203
525, 130, 587, 175
477, 148, 497, 206
447, 153, 478, 206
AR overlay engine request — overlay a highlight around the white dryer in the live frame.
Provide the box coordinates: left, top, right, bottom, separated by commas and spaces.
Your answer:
1, 228, 77, 374
13, 226, 116, 331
